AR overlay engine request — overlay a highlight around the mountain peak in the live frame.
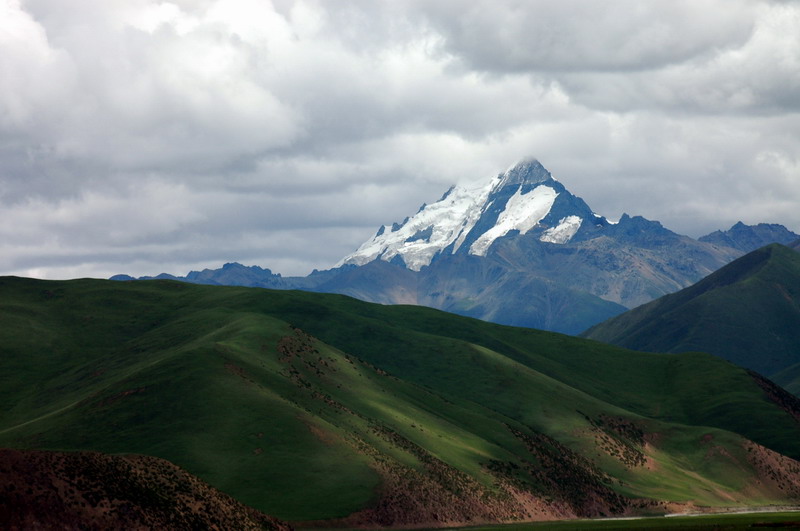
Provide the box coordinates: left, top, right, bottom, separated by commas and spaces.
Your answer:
338, 159, 600, 271
499, 158, 553, 188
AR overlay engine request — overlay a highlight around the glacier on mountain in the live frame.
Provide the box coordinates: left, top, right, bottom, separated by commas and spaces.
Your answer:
541, 215, 583, 244
469, 185, 558, 256
339, 176, 499, 271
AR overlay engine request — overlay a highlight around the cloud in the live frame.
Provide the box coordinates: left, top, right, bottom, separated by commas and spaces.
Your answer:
414, 0, 757, 72
4, 0, 302, 174
558, 3, 800, 114
0, 0, 798, 279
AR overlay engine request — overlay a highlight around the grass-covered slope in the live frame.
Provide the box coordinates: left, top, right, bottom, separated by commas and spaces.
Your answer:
582, 244, 800, 379
2, 276, 800, 526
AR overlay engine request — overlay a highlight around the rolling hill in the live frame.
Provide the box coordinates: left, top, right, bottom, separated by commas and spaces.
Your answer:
581, 244, 800, 381
2, 276, 800, 527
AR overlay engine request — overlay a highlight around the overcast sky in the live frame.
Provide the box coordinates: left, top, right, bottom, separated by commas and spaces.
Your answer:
2, 0, 799, 279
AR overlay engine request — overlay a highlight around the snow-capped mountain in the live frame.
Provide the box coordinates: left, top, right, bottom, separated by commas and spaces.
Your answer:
340, 159, 608, 270
115, 158, 798, 335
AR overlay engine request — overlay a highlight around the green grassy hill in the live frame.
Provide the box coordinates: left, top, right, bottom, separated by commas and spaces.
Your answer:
2, 276, 800, 527
582, 244, 800, 381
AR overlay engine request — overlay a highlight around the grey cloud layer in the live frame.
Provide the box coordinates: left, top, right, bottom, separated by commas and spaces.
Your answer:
0, 0, 798, 278
416, 0, 756, 72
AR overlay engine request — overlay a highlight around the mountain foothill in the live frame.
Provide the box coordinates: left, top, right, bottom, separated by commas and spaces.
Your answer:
3, 276, 800, 527
583, 242, 800, 395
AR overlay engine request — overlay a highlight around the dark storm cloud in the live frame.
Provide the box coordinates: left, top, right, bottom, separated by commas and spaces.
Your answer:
0, 0, 798, 279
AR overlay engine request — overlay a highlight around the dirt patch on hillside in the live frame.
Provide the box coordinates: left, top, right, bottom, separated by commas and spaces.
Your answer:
505, 425, 665, 517
744, 441, 800, 498
298, 426, 571, 529
304, 422, 341, 447
582, 414, 648, 470
0, 448, 290, 530
298, 422, 671, 529
277, 328, 322, 364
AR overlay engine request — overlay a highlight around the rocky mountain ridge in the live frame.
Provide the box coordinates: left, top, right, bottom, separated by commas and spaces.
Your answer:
113, 160, 799, 334
699, 221, 800, 253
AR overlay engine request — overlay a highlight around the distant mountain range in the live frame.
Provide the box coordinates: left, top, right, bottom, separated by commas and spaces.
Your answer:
582, 243, 800, 393
114, 159, 799, 334
4, 276, 800, 526
699, 222, 799, 253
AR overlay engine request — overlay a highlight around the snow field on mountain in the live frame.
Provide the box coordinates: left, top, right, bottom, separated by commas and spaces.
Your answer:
469, 185, 558, 256
338, 177, 497, 271
541, 215, 583, 244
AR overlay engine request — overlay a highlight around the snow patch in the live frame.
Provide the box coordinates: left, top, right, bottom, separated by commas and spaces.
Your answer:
540, 215, 582, 244
337, 177, 498, 271
469, 186, 558, 256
